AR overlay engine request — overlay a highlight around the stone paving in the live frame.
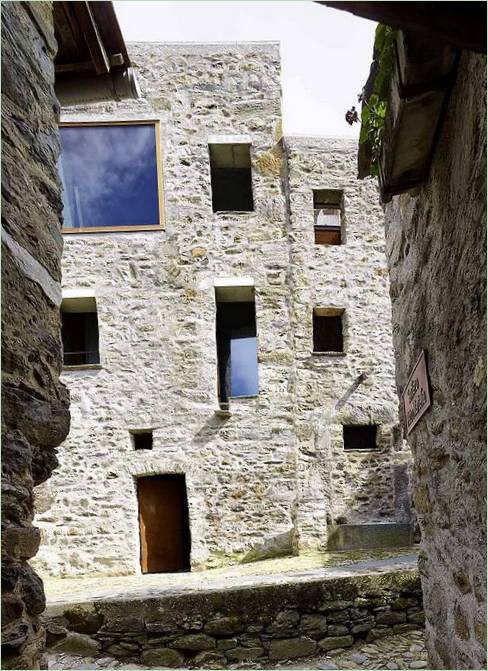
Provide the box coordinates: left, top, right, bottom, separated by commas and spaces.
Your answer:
44, 550, 418, 605
47, 629, 428, 670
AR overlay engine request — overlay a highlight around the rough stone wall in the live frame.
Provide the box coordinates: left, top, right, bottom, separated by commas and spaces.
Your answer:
384, 51, 486, 669
43, 569, 424, 667
35, 42, 296, 578
284, 137, 412, 549
1, 2, 70, 669
34, 43, 412, 578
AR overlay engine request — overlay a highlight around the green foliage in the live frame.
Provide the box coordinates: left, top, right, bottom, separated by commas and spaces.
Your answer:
359, 24, 396, 177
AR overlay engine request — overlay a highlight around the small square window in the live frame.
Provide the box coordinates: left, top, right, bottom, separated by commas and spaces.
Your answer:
209, 143, 254, 212
313, 189, 343, 245
343, 425, 378, 451
313, 308, 344, 352
132, 432, 153, 450
61, 297, 100, 366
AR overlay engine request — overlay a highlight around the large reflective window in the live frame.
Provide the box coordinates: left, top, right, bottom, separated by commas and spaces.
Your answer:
59, 123, 160, 231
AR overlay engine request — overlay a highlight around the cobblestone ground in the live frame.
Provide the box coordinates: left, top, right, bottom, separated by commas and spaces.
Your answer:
47, 629, 427, 670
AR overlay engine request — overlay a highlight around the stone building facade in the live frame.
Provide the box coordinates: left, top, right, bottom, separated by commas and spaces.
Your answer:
34, 42, 413, 578
384, 50, 487, 669
285, 136, 410, 549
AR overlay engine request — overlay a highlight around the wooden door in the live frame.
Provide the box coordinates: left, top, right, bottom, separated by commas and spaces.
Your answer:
137, 475, 191, 573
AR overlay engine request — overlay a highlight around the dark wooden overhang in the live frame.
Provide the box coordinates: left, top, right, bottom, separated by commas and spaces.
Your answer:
319, 2, 486, 54
53, 1, 140, 105
373, 29, 458, 202
318, 2, 486, 202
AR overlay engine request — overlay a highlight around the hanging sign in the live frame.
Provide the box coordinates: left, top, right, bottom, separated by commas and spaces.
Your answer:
402, 350, 431, 435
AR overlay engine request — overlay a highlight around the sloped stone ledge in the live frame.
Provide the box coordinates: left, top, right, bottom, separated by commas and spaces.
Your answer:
43, 568, 423, 667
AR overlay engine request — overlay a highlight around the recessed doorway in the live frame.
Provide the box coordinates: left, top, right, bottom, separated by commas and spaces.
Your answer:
137, 474, 191, 573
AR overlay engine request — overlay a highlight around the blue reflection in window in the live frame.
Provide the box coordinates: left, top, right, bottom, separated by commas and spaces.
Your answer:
230, 336, 259, 397
59, 124, 160, 229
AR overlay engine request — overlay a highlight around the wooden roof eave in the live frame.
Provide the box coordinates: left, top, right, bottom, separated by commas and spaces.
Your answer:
317, 2, 486, 54
53, 1, 139, 104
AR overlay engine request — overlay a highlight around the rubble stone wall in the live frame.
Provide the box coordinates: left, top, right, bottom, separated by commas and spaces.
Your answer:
1, 2, 70, 668
34, 42, 412, 578
284, 137, 412, 549
35, 42, 296, 578
44, 569, 424, 668
384, 51, 487, 669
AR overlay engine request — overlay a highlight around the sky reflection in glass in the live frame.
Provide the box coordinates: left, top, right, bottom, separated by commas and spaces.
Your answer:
230, 336, 259, 397
60, 124, 159, 229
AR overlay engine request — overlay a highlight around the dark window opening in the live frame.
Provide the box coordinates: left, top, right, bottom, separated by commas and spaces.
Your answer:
343, 425, 378, 451
216, 291, 258, 403
313, 188, 343, 245
137, 474, 191, 573
313, 308, 344, 352
61, 298, 100, 366
132, 432, 153, 450
209, 143, 254, 212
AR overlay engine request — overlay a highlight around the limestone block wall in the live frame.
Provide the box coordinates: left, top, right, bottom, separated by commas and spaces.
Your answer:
384, 51, 486, 669
1, 2, 70, 668
34, 42, 413, 578
284, 137, 412, 549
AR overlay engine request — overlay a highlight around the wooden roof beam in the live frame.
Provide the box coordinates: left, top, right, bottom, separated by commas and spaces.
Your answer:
72, 2, 110, 74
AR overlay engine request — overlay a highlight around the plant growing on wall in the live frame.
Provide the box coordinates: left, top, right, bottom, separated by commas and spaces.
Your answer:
345, 24, 396, 178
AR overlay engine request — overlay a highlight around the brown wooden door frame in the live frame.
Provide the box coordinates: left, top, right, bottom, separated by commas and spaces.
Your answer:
137, 474, 191, 574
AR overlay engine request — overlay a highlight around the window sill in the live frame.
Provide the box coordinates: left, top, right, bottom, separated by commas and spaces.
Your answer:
344, 449, 380, 453
213, 211, 255, 216
312, 351, 346, 357
215, 395, 259, 416
215, 408, 232, 418
62, 225, 164, 234
63, 364, 102, 371
228, 395, 259, 400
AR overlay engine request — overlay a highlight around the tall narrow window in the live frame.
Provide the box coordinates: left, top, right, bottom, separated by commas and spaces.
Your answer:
61, 297, 100, 366
313, 189, 343, 245
313, 308, 344, 353
59, 122, 163, 232
215, 286, 258, 403
209, 143, 254, 212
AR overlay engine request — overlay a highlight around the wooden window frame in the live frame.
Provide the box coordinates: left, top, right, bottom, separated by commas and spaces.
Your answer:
60, 119, 165, 234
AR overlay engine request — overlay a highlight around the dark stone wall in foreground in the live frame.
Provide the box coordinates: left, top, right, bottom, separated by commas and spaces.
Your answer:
385, 51, 487, 669
1, 2, 70, 668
